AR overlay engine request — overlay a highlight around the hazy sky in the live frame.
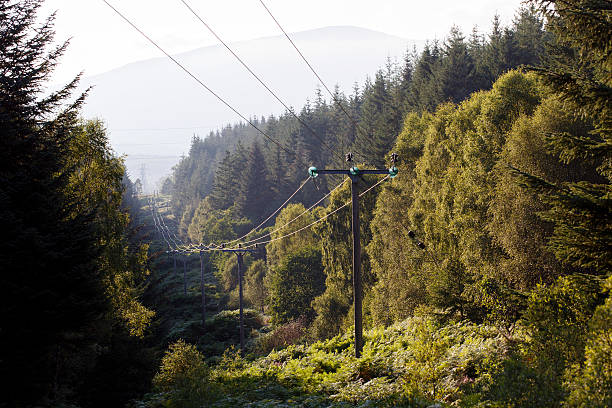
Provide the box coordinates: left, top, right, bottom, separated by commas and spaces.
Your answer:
42, 0, 525, 85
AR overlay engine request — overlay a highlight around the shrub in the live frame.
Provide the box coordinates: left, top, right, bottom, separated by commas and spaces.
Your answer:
152, 340, 212, 407
254, 318, 307, 354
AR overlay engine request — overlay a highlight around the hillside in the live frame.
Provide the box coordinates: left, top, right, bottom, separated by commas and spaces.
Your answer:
3, 2, 610, 407
78, 26, 422, 186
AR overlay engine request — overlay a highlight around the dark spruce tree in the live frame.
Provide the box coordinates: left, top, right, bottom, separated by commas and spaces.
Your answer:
438, 26, 479, 103
209, 150, 237, 210
523, 0, 611, 274
408, 41, 443, 111
0, 0, 105, 403
353, 70, 400, 167
235, 141, 274, 223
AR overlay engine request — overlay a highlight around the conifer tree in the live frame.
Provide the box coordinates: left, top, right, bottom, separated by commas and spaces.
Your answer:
438, 26, 479, 103
408, 42, 443, 111
0, 2, 151, 404
0, 1, 103, 402
235, 141, 273, 223
209, 150, 236, 210
353, 70, 400, 167
524, 0, 611, 274
483, 15, 518, 82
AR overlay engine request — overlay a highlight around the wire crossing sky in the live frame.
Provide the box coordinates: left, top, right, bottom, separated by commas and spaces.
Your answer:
42, 0, 524, 86
101, 0, 296, 157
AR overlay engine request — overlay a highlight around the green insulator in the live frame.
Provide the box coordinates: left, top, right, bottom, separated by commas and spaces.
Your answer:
308, 166, 319, 178
389, 166, 399, 178
349, 166, 360, 175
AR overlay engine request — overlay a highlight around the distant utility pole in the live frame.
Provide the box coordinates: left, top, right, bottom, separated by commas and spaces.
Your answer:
199, 249, 206, 329
139, 163, 147, 194
211, 244, 260, 354
165, 249, 189, 296
173, 250, 177, 275
182, 252, 188, 296
308, 153, 398, 357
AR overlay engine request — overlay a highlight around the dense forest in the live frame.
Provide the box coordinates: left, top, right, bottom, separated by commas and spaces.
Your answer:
1, 0, 610, 407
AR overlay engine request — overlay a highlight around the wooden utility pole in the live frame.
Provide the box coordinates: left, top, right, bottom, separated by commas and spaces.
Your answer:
350, 175, 363, 355
308, 153, 398, 357
173, 250, 177, 275
204, 245, 260, 354
236, 252, 246, 353
182, 254, 188, 296
199, 249, 206, 329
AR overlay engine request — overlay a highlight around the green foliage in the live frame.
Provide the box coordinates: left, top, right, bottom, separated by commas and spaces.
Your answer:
188, 197, 250, 245
564, 276, 612, 407
137, 316, 508, 407
312, 176, 381, 339
0, 3, 154, 404
520, 275, 603, 404
265, 203, 319, 270
245, 259, 268, 312
200, 309, 265, 355
153, 340, 213, 407
522, 0, 612, 274
267, 246, 325, 325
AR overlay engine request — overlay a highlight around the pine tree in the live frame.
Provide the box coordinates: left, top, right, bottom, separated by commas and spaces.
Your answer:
397, 47, 415, 115
408, 41, 443, 111
438, 26, 479, 103
209, 150, 237, 210
512, 6, 547, 67
483, 15, 519, 83
235, 141, 273, 223
0, 1, 149, 403
523, 0, 611, 274
353, 70, 400, 167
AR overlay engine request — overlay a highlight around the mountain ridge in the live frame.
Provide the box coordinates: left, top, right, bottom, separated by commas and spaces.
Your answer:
78, 25, 423, 185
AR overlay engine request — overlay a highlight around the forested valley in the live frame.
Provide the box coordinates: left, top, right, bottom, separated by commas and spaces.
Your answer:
1, 1, 610, 407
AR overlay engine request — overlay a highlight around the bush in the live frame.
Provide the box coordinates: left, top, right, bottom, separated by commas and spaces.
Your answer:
152, 340, 213, 407
563, 276, 612, 407
254, 318, 307, 354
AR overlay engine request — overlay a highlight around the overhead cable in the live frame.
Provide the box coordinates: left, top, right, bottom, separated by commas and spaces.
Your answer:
102, 0, 295, 158
156, 199, 185, 247
150, 197, 176, 250
178, 0, 344, 164
230, 176, 349, 248
216, 176, 311, 248
258, 0, 373, 165
243, 175, 390, 248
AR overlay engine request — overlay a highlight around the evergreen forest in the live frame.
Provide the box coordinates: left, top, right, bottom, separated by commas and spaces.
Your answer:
1, 1, 610, 407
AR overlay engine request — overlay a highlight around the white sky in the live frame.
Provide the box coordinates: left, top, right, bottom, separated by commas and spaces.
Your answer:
41, 0, 526, 85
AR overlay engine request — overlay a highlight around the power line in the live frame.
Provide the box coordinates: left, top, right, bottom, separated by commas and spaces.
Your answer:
102, 0, 295, 158
179, 174, 323, 252
155, 198, 185, 247
230, 176, 349, 248
258, 0, 373, 165
216, 176, 311, 248
243, 175, 389, 248
177, 0, 344, 164
110, 126, 213, 132
149, 197, 176, 250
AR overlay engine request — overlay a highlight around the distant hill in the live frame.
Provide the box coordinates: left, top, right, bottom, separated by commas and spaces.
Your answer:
77, 26, 422, 188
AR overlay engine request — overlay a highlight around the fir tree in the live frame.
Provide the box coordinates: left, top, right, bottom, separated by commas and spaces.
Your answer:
439, 26, 479, 103
209, 150, 236, 210
353, 70, 400, 167
235, 141, 273, 223
523, 0, 611, 274
0, 1, 104, 402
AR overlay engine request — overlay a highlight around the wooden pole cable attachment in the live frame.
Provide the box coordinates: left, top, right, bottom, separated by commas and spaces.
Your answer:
307, 152, 398, 357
